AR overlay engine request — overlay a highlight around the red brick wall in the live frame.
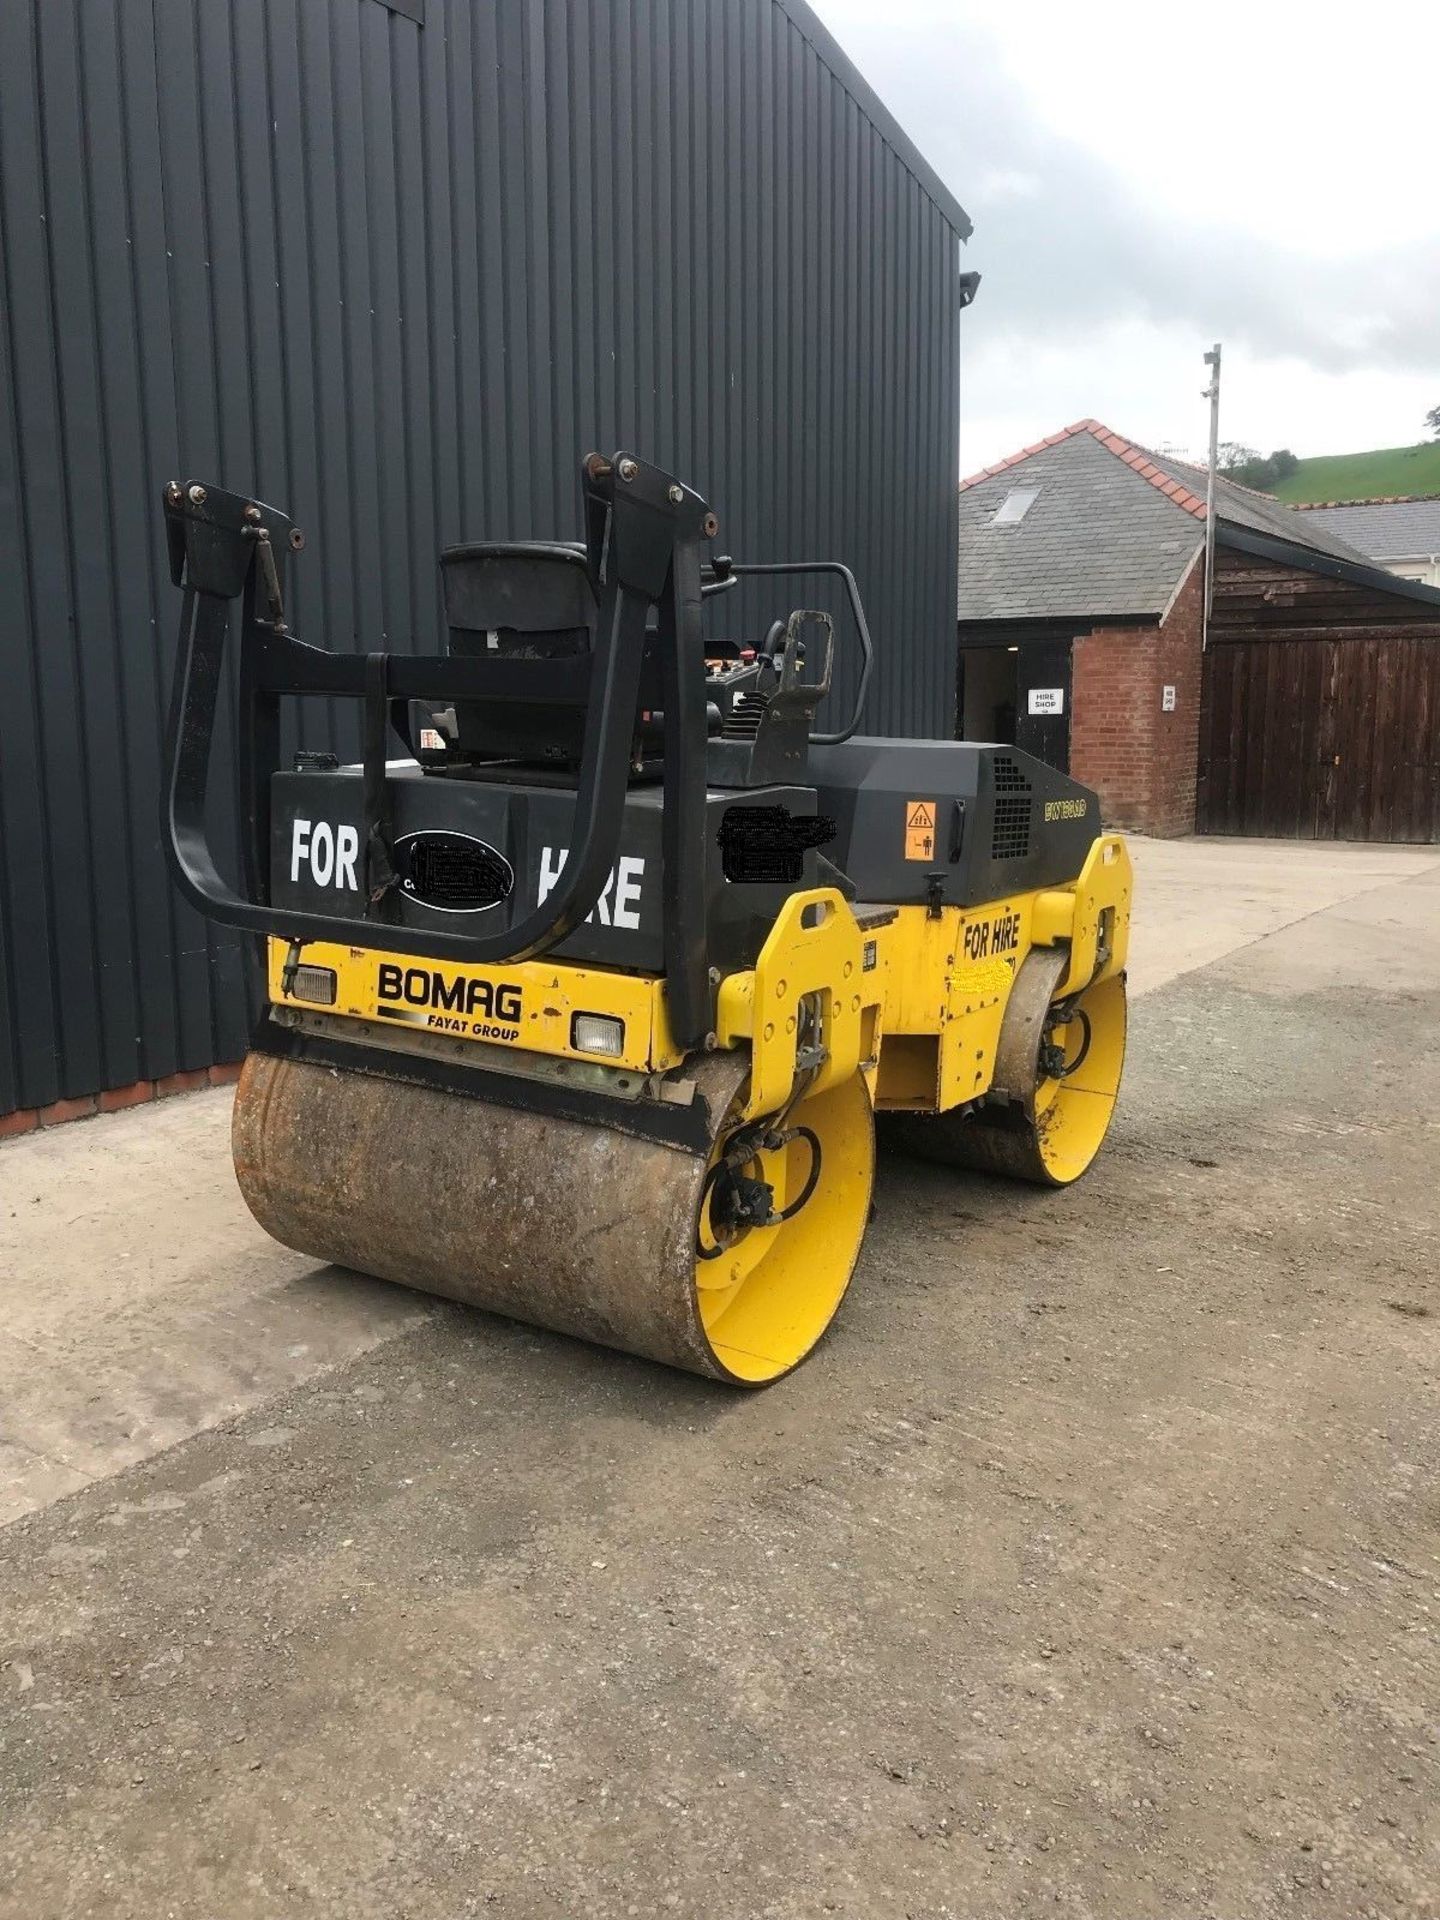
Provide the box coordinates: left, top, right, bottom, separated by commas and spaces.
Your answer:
0, 1063, 241, 1142
1069, 553, 1204, 837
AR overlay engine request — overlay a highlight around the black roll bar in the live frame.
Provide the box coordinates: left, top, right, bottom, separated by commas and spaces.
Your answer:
159, 452, 718, 1046
721, 560, 874, 743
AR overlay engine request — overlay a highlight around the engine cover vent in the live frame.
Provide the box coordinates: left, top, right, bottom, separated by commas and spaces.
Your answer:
990, 755, 1032, 860
394, 831, 514, 913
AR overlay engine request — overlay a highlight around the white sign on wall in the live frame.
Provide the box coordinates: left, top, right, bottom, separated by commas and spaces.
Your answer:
1028, 687, 1064, 716
1162, 684, 1177, 712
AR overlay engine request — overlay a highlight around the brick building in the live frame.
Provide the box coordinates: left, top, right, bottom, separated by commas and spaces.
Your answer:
956, 420, 1440, 840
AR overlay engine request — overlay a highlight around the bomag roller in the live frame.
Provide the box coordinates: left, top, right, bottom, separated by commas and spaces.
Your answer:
160, 451, 1130, 1385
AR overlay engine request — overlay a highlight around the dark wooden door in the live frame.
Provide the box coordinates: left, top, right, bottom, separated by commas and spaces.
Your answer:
1014, 639, 1072, 773
1198, 637, 1440, 841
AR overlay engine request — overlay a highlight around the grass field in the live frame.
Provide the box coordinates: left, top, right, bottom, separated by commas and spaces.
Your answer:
1268, 441, 1440, 502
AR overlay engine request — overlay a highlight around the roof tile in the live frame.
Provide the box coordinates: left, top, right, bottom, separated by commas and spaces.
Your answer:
1291, 495, 1440, 560
956, 415, 1384, 623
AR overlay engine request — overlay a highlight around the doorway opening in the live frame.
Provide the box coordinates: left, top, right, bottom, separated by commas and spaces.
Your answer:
958, 646, 1016, 745
957, 637, 1074, 773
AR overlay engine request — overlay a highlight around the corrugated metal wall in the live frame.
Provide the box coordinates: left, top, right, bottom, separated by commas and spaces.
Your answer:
0, 0, 968, 1117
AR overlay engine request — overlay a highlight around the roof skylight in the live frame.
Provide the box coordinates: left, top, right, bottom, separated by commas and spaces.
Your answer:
992, 485, 1039, 527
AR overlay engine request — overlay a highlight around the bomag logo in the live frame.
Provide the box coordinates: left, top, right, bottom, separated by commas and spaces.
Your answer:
376, 963, 522, 1024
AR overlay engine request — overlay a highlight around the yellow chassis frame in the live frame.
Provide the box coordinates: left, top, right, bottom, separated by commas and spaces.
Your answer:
267, 833, 1132, 1126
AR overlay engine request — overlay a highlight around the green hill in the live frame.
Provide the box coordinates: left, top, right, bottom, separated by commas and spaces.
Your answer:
1267, 442, 1440, 504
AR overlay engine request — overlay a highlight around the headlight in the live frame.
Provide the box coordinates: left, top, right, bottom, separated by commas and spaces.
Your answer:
570, 1013, 625, 1057
289, 964, 337, 1005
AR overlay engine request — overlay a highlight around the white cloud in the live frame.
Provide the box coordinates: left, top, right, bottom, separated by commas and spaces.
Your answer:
810, 0, 1440, 470
973, 169, 1042, 203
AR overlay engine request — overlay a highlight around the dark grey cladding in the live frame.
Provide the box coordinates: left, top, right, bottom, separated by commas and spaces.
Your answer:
0, 0, 970, 1114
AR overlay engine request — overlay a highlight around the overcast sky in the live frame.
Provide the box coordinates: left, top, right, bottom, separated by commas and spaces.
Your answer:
810, 0, 1440, 474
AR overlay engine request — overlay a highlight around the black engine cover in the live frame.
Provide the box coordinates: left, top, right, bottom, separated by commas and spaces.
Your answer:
270, 740, 1099, 976
806, 738, 1102, 907
269, 765, 827, 975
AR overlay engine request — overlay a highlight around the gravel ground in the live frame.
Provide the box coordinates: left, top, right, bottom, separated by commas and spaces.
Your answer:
0, 869, 1436, 1919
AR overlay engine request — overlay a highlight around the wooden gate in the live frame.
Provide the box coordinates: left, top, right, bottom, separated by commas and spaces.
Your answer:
1198, 636, 1440, 841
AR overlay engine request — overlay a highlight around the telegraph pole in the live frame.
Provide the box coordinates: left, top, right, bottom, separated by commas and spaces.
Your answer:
1201, 343, 1221, 651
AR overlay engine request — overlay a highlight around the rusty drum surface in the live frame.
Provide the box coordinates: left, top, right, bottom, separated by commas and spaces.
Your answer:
232, 1049, 752, 1380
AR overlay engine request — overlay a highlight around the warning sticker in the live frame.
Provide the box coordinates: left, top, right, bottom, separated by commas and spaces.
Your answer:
905, 799, 938, 862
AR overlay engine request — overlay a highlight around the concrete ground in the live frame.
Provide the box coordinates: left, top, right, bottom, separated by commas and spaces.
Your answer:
1, 835, 1437, 1918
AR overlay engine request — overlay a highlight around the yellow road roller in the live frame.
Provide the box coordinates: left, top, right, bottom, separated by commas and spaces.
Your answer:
160, 453, 1130, 1385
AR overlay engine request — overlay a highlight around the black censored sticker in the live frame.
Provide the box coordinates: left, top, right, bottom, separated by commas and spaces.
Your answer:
718, 806, 837, 885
